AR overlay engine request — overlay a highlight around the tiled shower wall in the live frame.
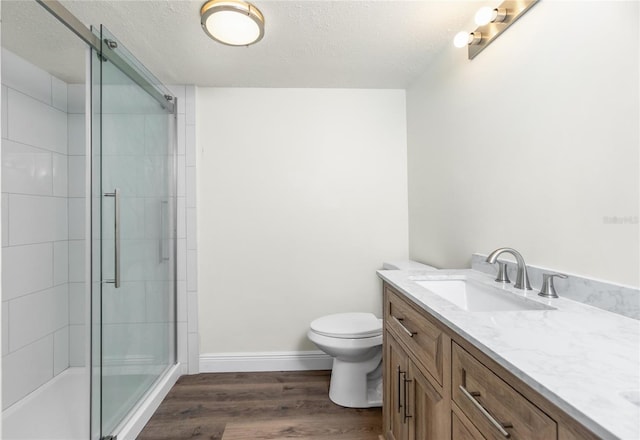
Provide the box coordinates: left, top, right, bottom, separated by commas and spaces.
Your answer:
1, 49, 87, 408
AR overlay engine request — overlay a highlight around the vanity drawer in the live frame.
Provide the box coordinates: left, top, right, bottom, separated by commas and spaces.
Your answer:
385, 286, 443, 386
452, 343, 557, 440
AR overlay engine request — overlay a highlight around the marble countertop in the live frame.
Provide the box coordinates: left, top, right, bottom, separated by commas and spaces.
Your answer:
377, 268, 640, 440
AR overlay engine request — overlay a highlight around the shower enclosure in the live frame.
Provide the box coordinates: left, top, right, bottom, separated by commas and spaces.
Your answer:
2, 2, 178, 439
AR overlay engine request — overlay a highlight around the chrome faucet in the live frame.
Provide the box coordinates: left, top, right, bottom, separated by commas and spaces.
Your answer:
485, 248, 532, 290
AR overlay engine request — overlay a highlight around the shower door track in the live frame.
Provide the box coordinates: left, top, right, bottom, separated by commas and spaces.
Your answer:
35, 0, 175, 114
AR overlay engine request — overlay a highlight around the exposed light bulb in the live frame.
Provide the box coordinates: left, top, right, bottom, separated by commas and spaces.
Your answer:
475, 7, 495, 26
454, 31, 471, 48
475, 6, 507, 25
453, 31, 482, 48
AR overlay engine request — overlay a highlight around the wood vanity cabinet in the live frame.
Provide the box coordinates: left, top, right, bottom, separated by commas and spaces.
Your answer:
382, 283, 601, 440
384, 285, 450, 440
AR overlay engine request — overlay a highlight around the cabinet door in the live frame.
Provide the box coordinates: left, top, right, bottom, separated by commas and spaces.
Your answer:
385, 332, 408, 440
407, 360, 448, 440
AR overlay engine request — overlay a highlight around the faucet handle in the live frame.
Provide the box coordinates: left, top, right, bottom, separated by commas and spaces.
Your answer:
538, 273, 568, 298
495, 261, 511, 284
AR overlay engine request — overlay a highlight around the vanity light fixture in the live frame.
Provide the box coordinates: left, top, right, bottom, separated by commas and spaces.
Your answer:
454, 0, 538, 59
200, 0, 265, 46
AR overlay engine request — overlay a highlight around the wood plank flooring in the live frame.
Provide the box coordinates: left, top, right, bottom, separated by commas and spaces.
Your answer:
138, 370, 382, 440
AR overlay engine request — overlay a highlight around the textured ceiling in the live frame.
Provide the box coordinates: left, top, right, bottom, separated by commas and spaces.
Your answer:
2, 0, 480, 88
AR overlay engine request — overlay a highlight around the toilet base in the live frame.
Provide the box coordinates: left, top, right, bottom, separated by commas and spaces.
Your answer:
328, 354, 383, 408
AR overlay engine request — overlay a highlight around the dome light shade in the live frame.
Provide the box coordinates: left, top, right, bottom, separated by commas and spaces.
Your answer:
201, 0, 265, 46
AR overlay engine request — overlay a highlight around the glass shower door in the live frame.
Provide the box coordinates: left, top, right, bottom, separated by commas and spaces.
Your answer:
91, 26, 176, 439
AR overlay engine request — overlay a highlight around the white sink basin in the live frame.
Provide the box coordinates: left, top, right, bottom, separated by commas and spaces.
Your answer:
414, 277, 555, 312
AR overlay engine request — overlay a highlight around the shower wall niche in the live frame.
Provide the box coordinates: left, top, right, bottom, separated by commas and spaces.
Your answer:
1, 47, 88, 408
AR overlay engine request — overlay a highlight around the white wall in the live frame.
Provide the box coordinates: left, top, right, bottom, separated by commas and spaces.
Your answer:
1, 49, 87, 408
407, 1, 639, 287
197, 88, 408, 354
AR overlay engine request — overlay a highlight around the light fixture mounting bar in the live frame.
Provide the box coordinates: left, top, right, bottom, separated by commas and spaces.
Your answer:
469, 0, 539, 59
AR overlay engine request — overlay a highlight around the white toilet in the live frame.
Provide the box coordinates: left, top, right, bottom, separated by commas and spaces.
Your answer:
307, 261, 438, 408
307, 312, 383, 408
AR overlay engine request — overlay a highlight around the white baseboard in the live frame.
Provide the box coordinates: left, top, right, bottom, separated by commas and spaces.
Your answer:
199, 350, 333, 373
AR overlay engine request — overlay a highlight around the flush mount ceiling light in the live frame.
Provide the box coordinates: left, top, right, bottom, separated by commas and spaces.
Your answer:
200, 0, 265, 46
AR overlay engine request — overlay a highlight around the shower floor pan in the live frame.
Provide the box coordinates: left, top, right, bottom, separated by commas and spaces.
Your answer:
2, 368, 89, 440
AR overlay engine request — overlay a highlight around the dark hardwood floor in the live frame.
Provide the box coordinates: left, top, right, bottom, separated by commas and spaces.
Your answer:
138, 370, 383, 440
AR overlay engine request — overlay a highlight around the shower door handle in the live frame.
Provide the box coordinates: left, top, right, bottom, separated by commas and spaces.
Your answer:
159, 200, 170, 263
104, 188, 121, 288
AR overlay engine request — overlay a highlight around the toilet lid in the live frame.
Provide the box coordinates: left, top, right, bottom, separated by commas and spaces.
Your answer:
310, 313, 382, 339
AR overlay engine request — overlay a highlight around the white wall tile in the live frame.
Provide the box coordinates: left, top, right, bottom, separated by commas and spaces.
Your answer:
186, 208, 197, 250
55, 198, 69, 242
67, 156, 86, 198
2, 335, 53, 409
68, 198, 86, 240
53, 326, 69, 375
67, 114, 86, 156
1, 49, 52, 106
185, 86, 196, 125
8, 195, 67, 245
144, 114, 170, 156
139, 155, 167, 197
101, 155, 141, 196
187, 249, 197, 292
68, 324, 85, 367
52, 153, 68, 197
1, 194, 8, 247
177, 280, 187, 323
9, 284, 68, 351
2, 85, 8, 138
67, 84, 85, 115
177, 114, 185, 156
177, 197, 186, 239
7, 89, 67, 154
53, 241, 69, 286
177, 238, 186, 282
177, 155, 186, 197
177, 322, 187, 365
102, 113, 145, 156
68, 283, 85, 325
2, 243, 53, 300
68, 240, 86, 283
51, 77, 67, 112
2, 303, 9, 356
102, 282, 146, 324
2, 139, 53, 196
185, 124, 196, 167
145, 280, 173, 323
186, 166, 196, 208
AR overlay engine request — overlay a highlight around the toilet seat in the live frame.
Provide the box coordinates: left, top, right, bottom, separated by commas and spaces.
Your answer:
310, 312, 382, 339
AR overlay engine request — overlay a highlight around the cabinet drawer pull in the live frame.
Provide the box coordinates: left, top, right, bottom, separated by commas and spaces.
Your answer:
392, 315, 417, 338
459, 385, 513, 438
